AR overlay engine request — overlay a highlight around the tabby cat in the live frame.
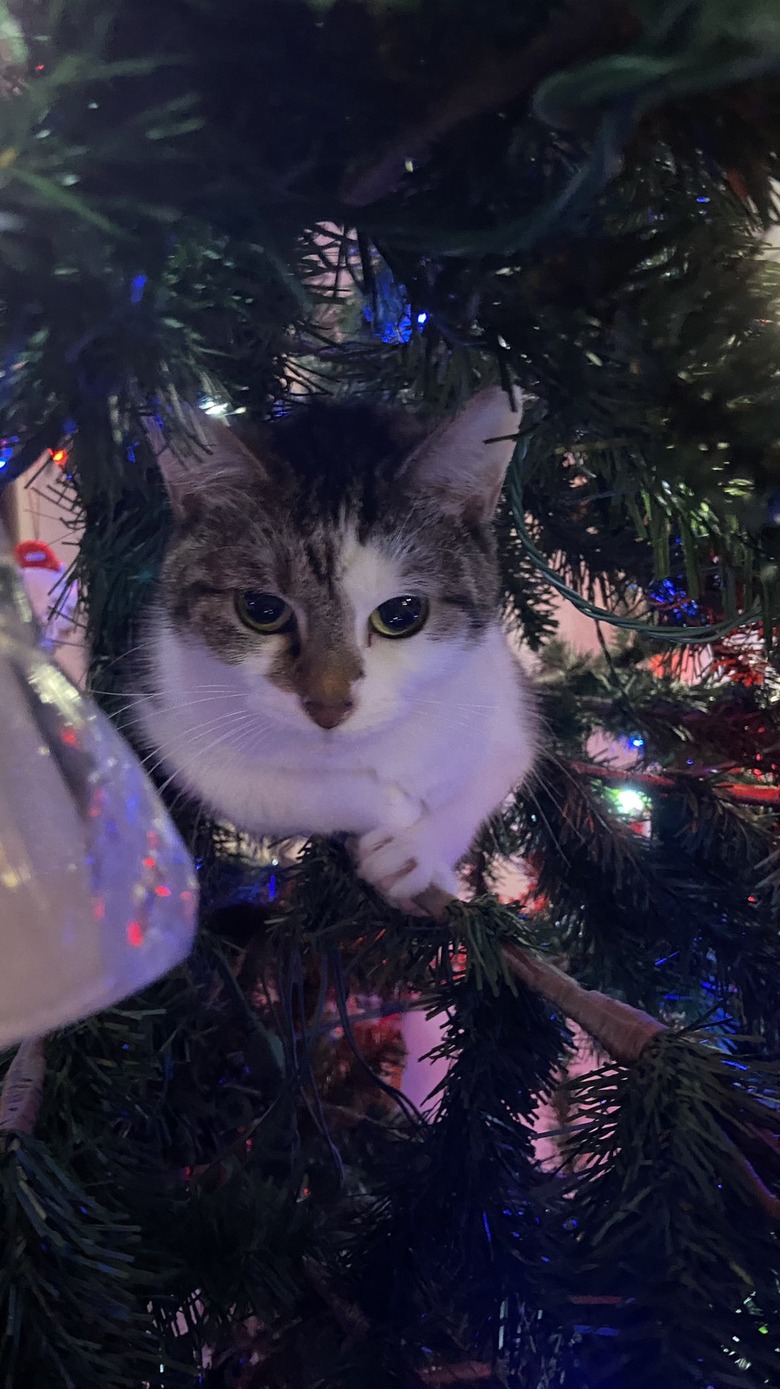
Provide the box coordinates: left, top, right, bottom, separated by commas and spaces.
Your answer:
134, 389, 536, 904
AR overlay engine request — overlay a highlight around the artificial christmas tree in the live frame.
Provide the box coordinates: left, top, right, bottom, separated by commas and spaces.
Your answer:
2, 2, 780, 1386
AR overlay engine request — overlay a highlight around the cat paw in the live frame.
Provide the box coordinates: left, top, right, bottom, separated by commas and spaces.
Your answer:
356, 824, 459, 906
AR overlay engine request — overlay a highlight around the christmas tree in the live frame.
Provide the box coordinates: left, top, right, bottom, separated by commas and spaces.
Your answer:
2, 1, 780, 1385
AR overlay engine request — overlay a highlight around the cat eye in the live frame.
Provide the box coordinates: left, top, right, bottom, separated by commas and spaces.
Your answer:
369, 595, 429, 639
236, 591, 294, 634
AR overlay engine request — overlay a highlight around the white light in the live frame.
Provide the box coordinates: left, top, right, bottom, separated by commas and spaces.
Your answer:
200, 397, 229, 417
614, 788, 646, 817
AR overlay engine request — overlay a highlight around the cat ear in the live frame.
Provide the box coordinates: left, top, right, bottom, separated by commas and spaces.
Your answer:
406, 387, 522, 524
147, 406, 265, 519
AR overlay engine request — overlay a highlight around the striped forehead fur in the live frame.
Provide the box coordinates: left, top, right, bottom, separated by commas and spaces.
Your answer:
158, 399, 503, 661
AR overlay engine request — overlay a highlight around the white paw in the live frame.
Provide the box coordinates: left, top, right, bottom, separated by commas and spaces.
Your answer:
356, 822, 460, 906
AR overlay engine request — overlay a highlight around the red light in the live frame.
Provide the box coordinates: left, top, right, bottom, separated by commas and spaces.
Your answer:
126, 921, 144, 948
50, 449, 68, 465
93, 898, 105, 921
61, 728, 78, 747
142, 856, 156, 869
154, 884, 171, 898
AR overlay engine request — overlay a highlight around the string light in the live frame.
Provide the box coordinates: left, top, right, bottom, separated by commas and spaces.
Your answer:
609, 786, 651, 819
200, 396, 229, 417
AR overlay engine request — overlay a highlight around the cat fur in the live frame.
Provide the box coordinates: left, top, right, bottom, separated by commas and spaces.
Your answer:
133, 389, 536, 903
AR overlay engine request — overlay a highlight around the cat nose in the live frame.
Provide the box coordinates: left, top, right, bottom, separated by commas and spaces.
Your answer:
302, 697, 354, 730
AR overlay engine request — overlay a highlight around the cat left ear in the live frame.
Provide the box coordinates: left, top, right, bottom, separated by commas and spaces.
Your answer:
147, 407, 266, 519
406, 387, 522, 525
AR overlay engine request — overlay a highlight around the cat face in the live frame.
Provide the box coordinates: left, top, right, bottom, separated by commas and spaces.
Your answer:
146, 390, 520, 739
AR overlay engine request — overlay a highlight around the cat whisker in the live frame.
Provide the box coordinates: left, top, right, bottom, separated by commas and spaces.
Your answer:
430, 716, 488, 735
410, 696, 499, 713
131, 711, 249, 755
523, 782, 574, 867
100, 692, 249, 718
137, 710, 256, 774
410, 694, 494, 716
154, 716, 266, 798
90, 643, 156, 674
152, 707, 257, 745
89, 683, 244, 699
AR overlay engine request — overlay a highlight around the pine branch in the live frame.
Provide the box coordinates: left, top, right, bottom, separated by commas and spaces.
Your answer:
417, 887, 780, 1228
419, 1365, 495, 1385
339, 2, 633, 206
502, 944, 663, 1065
571, 758, 780, 808
417, 886, 663, 1064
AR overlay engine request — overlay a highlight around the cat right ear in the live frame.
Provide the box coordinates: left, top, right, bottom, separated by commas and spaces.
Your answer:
146, 406, 265, 519
405, 387, 522, 525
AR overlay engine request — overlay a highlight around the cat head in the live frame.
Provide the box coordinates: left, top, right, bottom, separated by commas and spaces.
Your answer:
147, 389, 521, 737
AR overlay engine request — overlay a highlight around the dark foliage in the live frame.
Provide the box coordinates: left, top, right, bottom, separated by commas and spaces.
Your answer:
1, 3, 780, 1386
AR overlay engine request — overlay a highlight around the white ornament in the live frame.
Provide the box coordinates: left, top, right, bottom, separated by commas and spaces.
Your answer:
0, 540, 197, 1049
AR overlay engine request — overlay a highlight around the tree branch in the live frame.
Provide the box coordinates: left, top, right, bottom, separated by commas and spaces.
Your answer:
415, 887, 664, 1065
339, 3, 633, 207
414, 887, 780, 1222
571, 760, 780, 809
502, 943, 664, 1064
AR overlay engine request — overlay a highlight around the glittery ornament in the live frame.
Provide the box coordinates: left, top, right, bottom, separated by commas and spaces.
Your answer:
0, 537, 197, 1048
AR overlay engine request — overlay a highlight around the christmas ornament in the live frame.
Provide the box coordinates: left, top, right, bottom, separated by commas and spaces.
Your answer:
15, 538, 79, 656
0, 533, 197, 1049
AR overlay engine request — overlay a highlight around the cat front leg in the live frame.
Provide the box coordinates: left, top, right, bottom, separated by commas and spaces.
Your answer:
243, 771, 423, 841
356, 746, 528, 905
356, 800, 476, 905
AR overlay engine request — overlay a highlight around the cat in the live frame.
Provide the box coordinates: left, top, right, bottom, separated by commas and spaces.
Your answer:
132, 388, 537, 905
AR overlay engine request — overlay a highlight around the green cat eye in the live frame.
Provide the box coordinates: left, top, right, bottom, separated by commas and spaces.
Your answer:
369, 595, 429, 639
236, 590, 294, 634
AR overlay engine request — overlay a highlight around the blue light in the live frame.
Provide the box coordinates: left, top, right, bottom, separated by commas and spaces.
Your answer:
696, 196, 710, 203
649, 576, 686, 604
362, 264, 416, 344
629, 734, 645, 749
130, 273, 147, 305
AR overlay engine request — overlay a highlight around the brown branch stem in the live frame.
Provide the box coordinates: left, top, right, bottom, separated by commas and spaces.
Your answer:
416, 886, 665, 1065
414, 888, 779, 1221
502, 943, 665, 1064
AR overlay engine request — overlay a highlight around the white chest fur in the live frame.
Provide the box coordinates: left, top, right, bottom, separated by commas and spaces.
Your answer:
134, 615, 534, 899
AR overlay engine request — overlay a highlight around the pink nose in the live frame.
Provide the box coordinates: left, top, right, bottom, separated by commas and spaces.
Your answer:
303, 698, 354, 730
